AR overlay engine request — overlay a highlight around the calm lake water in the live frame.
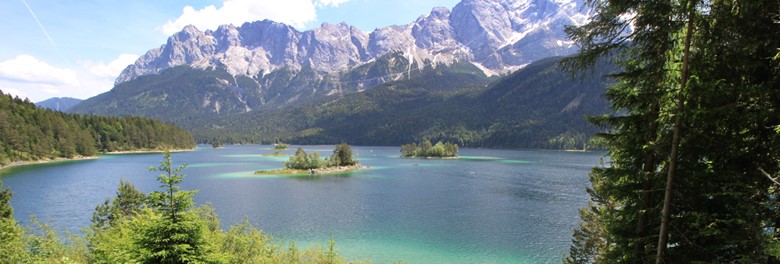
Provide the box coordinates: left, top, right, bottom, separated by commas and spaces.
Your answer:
0, 145, 603, 263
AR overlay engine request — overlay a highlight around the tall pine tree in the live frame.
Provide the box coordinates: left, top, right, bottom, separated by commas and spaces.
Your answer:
564, 0, 780, 262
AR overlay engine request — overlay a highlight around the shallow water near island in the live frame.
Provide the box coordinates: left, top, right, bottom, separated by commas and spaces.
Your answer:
0, 145, 603, 263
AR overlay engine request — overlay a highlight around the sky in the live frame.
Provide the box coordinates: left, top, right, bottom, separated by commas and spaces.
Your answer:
0, 0, 461, 102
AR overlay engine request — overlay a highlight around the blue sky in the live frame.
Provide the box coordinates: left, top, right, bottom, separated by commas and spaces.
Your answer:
0, 0, 460, 102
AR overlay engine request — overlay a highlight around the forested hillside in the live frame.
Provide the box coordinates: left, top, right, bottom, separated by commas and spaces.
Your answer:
195, 56, 614, 149
0, 91, 194, 166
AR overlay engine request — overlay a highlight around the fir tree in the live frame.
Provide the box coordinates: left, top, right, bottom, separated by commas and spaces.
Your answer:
136, 151, 204, 263
564, 0, 780, 262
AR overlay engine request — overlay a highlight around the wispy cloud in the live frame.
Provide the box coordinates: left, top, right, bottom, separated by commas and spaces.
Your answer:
159, 0, 325, 35
20, 0, 56, 47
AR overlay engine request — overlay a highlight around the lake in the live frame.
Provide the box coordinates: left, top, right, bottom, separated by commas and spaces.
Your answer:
0, 145, 602, 263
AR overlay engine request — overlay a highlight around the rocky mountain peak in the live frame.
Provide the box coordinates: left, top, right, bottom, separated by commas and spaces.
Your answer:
115, 0, 588, 85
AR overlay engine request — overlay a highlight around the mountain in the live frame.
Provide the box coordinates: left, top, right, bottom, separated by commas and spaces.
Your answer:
71, 0, 607, 149
114, 0, 588, 87
35, 97, 82, 112
192, 56, 614, 149
71, 51, 480, 122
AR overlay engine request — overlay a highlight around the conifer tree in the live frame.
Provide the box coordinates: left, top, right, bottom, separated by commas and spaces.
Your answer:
564, 0, 780, 262
137, 151, 204, 263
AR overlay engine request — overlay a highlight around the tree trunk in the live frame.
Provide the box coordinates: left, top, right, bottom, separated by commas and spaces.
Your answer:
635, 106, 660, 264
656, 0, 697, 263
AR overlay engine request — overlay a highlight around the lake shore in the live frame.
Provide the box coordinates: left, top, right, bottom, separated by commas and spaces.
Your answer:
255, 165, 367, 176
0, 156, 99, 170
402, 156, 459, 159
102, 148, 193, 155
0, 148, 194, 170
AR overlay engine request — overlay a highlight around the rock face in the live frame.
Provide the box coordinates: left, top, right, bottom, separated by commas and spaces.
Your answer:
115, 0, 588, 84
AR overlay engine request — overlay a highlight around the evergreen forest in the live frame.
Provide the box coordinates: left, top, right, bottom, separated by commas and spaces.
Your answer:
563, 0, 780, 262
0, 91, 194, 166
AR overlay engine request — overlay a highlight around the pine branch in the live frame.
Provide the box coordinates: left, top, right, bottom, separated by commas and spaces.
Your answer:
759, 167, 780, 186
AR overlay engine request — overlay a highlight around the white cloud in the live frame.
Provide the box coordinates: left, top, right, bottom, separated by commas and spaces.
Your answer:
315, 0, 351, 8
80, 54, 138, 79
159, 0, 320, 35
0, 55, 78, 86
0, 54, 139, 102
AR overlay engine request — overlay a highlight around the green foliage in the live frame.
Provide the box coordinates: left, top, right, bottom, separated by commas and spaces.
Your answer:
401, 140, 458, 158
135, 211, 205, 263
285, 147, 313, 170
563, 0, 780, 262
138, 150, 205, 263
0, 218, 28, 263
330, 143, 356, 166
92, 180, 146, 230
209, 220, 273, 263
1, 153, 371, 263
285, 144, 357, 170
0, 181, 12, 219
274, 143, 289, 150
0, 216, 89, 264
148, 151, 195, 222
0, 90, 194, 166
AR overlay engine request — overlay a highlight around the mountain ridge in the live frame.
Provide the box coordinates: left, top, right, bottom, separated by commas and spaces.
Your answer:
116, 0, 588, 86
70, 0, 610, 149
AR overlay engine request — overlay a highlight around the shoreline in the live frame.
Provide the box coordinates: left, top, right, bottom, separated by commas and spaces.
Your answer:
402, 156, 459, 159
0, 148, 195, 171
101, 148, 193, 155
262, 152, 287, 157
0, 156, 99, 170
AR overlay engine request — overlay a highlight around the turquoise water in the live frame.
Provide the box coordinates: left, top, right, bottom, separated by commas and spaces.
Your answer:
0, 145, 602, 263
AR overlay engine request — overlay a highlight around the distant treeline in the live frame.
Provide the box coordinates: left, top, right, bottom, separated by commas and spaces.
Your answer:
0, 91, 194, 165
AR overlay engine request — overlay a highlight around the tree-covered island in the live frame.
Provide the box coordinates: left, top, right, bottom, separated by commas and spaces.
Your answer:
400, 140, 459, 158
274, 143, 289, 150
256, 143, 365, 175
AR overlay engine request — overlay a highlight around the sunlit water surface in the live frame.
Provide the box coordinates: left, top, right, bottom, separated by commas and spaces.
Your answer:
0, 145, 603, 263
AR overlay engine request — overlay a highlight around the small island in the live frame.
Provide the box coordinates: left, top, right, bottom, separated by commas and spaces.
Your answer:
273, 143, 289, 150
256, 143, 365, 175
262, 143, 290, 157
400, 140, 459, 158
